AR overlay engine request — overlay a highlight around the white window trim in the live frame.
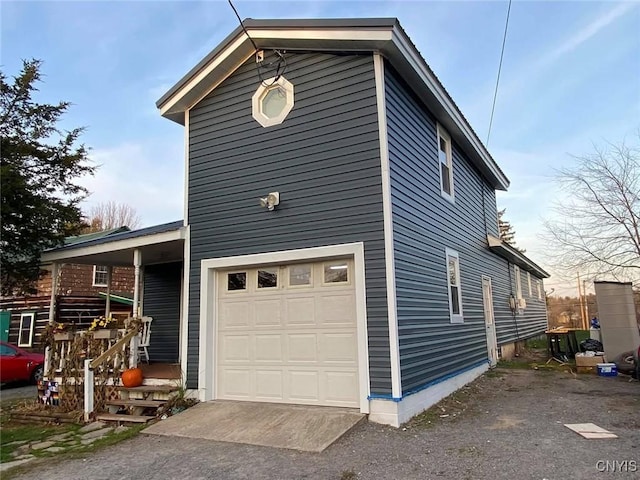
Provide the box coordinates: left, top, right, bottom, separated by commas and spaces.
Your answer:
18, 312, 35, 347
445, 248, 464, 324
437, 124, 454, 203
92, 265, 108, 287
251, 76, 294, 128
514, 265, 522, 300
527, 272, 532, 297
537, 280, 543, 300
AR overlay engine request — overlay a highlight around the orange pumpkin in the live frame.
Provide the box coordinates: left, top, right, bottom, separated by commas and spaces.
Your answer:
121, 367, 143, 388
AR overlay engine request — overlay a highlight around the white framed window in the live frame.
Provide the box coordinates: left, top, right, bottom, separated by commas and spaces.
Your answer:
437, 124, 454, 202
527, 272, 532, 297
93, 265, 108, 287
257, 268, 278, 289
536, 280, 543, 300
251, 76, 294, 127
445, 248, 463, 323
323, 261, 349, 284
18, 313, 35, 347
288, 264, 312, 287
227, 272, 247, 291
514, 265, 522, 300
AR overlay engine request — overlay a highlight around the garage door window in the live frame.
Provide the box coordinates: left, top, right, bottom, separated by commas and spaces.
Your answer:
324, 262, 349, 284
257, 268, 278, 289
289, 264, 312, 287
227, 272, 247, 291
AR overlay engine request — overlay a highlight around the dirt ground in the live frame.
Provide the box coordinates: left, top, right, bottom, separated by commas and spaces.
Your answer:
6, 368, 639, 480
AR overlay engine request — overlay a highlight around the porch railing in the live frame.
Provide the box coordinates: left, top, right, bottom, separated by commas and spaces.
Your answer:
84, 328, 140, 421
43, 319, 143, 421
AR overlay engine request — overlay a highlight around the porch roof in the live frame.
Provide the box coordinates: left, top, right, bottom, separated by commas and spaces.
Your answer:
486, 234, 550, 279
41, 220, 185, 267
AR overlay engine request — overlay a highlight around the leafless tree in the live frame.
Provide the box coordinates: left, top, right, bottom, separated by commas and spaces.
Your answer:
543, 135, 640, 283
83, 201, 141, 232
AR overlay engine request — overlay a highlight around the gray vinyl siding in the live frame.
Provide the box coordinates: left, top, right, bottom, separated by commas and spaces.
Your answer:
502, 268, 548, 344
187, 52, 391, 393
384, 63, 547, 394
142, 262, 182, 363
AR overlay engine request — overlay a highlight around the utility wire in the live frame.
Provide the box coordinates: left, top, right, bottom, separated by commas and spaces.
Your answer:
228, 0, 258, 52
227, 0, 286, 86
486, 0, 512, 147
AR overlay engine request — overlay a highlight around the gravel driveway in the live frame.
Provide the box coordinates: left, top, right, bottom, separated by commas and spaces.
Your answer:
7, 369, 639, 480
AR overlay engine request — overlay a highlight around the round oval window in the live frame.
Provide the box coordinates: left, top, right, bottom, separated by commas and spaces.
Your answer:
261, 87, 287, 119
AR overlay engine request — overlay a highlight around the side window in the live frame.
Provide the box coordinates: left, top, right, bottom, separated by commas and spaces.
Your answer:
514, 265, 522, 300
18, 312, 35, 347
445, 248, 463, 324
437, 124, 454, 202
527, 272, 532, 297
537, 280, 543, 300
93, 265, 108, 287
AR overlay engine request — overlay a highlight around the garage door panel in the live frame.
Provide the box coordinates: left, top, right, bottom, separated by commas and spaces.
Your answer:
220, 301, 251, 329
288, 333, 318, 362
320, 333, 358, 363
254, 334, 284, 362
222, 335, 251, 362
255, 299, 282, 327
221, 368, 252, 398
317, 294, 355, 325
285, 297, 316, 326
255, 370, 284, 400
324, 371, 359, 404
288, 370, 319, 401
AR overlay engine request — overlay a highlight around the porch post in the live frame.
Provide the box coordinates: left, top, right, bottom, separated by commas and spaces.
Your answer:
45, 262, 60, 378
47, 262, 59, 324
105, 266, 113, 318
132, 249, 142, 317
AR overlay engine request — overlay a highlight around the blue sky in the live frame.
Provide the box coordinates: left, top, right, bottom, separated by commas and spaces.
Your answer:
2, 1, 639, 294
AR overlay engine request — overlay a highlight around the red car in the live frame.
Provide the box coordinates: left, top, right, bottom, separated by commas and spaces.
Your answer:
0, 341, 44, 384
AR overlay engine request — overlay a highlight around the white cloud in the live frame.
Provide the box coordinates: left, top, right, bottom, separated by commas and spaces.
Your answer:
540, 3, 637, 67
80, 142, 184, 227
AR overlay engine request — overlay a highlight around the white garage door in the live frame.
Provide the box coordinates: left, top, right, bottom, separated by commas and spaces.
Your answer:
217, 259, 359, 408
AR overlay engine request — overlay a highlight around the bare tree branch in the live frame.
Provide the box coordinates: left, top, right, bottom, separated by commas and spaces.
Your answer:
542, 133, 640, 283
83, 201, 141, 232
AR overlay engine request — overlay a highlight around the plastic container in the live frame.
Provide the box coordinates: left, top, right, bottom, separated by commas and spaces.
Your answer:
597, 363, 618, 377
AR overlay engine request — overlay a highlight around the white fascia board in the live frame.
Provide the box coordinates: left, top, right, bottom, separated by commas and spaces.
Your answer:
41, 228, 186, 263
159, 34, 249, 116
391, 30, 509, 191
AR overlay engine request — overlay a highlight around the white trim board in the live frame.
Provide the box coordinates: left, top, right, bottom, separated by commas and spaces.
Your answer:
373, 53, 402, 399
41, 228, 186, 263
180, 225, 191, 383
198, 242, 371, 413
369, 362, 488, 427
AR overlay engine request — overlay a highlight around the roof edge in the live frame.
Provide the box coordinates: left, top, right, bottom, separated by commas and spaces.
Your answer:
487, 234, 550, 279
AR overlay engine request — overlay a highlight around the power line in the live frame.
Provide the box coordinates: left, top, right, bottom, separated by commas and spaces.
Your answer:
228, 0, 258, 52
486, 0, 512, 147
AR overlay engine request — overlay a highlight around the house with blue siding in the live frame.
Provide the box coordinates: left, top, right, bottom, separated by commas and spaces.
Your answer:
42, 18, 549, 427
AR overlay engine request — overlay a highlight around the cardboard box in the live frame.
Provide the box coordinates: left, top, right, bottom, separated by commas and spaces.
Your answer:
575, 354, 606, 367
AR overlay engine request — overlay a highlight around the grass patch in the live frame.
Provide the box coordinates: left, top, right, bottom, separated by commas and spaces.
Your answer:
0, 423, 78, 463
496, 360, 532, 369
525, 335, 547, 349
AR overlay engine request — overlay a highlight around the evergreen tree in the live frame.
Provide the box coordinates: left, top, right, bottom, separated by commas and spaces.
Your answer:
1, 59, 95, 295
497, 208, 525, 253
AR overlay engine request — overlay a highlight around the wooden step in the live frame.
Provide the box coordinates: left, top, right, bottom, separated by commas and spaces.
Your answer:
119, 385, 178, 393
105, 399, 166, 408
95, 413, 155, 424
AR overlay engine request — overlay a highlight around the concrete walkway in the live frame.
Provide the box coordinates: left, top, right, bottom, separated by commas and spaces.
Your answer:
144, 401, 364, 452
